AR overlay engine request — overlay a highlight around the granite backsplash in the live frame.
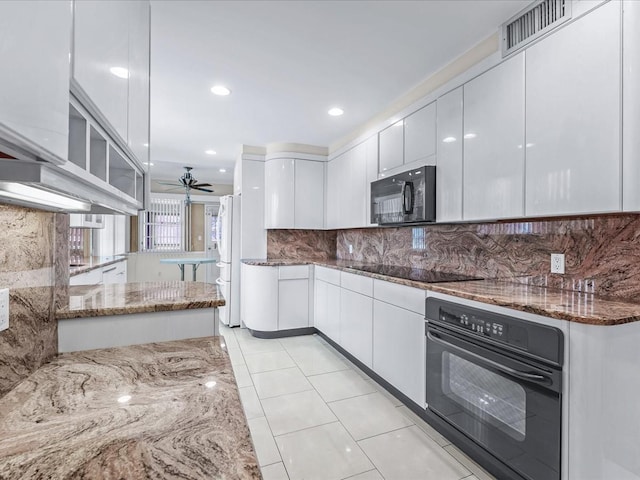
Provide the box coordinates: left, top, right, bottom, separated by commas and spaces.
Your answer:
267, 229, 337, 260
267, 213, 640, 301
0, 205, 68, 398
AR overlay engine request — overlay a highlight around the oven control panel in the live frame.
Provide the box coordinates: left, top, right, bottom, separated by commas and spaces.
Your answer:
427, 298, 564, 365
440, 310, 506, 339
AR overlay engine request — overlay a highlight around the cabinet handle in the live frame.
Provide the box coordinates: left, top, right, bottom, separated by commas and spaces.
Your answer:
103, 267, 117, 273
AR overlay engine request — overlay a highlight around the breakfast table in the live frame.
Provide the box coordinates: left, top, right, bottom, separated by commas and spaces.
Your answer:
160, 257, 217, 281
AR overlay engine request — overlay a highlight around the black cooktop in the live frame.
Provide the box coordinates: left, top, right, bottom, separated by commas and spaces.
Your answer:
345, 264, 483, 283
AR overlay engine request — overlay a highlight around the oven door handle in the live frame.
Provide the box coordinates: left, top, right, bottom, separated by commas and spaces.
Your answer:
427, 331, 552, 385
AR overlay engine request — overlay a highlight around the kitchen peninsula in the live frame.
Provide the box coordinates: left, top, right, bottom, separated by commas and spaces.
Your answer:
57, 280, 224, 352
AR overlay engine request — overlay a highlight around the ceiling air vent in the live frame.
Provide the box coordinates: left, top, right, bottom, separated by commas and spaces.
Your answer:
502, 0, 572, 56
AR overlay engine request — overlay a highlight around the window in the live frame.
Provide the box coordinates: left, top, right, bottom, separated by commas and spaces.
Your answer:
140, 196, 184, 251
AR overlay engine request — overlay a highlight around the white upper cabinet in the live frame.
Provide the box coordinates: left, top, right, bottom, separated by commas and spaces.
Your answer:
436, 87, 463, 222
404, 102, 436, 165
378, 121, 404, 174
265, 158, 325, 229
295, 160, 324, 229
0, 1, 71, 163
328, 142, 368, 229
345, 142, 368, 228
74, 0, 131, 142
265, 158, 295, 228
624, 0, 640, 211
127, 1, 150, 166
463, 53, 525, 221
526, 1, 621, 217
73, 0, 150, 166
364, 135, 379, 226
326, 157, 340, 229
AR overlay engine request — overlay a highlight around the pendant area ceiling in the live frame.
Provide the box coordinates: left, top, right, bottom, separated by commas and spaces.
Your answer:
149, 0, 531, 186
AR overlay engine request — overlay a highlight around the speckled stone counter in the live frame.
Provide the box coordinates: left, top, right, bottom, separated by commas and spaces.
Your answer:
69, 255, 127, 276
426, 279, 640, 326
57, 281, 225, 319
0, 337, 260, 480
242, 259, 640, 325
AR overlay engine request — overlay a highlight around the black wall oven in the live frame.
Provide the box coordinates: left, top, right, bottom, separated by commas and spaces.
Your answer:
425, 298, 564, 480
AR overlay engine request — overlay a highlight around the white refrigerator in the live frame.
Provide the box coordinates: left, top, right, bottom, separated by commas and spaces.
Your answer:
216, 195, 241, 326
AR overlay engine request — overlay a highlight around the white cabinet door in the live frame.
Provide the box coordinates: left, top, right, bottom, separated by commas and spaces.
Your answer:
279, 279, 309, 330
240, 160, 266, 259
264, 158, 295, 228
404, 102, 436, 165
436, 87, 463, 222
0, 1, 70, 162
314, 280, 328, 332
379, 121, 404, 174
294, 160, 324, 229
365, 135, 379, 226
463, 53, 525, 221
624, 0, 640, 212
526, 1, 621, 217
127, 1, 150, 165
241, 264, 279, 332
326, 158, 340, 229
345, 142, 368, 228
70, 268, 103, 286
340, 288, 373, 368
326, 283, 341, 343
74, 0, 133, 142
373, 300, 425, 407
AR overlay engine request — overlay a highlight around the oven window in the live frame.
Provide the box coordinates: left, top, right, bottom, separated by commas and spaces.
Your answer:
443, 352, 526, 441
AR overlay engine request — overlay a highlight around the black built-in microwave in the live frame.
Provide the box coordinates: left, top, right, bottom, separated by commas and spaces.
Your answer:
370, 165, 435, 225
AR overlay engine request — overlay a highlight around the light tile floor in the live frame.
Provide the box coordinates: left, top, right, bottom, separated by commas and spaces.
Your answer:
219, 324, 495, 480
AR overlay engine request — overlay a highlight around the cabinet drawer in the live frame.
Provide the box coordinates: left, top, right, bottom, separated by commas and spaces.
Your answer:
373, 279, 425, 314
341, 271, 373, 297
279, 265, 309, 280
315, 266, 341, 285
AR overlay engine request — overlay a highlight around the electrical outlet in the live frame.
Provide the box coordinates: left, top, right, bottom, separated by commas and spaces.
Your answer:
550, 254, 565, 274
348, 244, 353, 254
0, 288, 8, 332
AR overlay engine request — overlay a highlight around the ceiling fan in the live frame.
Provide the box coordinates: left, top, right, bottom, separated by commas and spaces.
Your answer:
157, 166, 214, 204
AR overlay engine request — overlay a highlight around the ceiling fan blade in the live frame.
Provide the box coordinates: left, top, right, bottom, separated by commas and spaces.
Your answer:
193, 182, 212, 187
192, 186, 214, 193
157, 181, 181, 186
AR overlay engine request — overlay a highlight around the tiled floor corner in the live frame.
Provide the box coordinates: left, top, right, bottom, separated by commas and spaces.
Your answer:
220, 324, 495, 480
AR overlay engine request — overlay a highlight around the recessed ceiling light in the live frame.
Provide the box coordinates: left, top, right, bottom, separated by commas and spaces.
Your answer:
210, 85, 231, 96
219, 168, 227, 173
205, 150, 216, 155
148, 162, 154, 166
117, 395, 131, 403
464, 133, 477, 139
109, 67, 129, 79
442, 136, 457, 143
143, 143, 149, 147
328, 107, 344, 116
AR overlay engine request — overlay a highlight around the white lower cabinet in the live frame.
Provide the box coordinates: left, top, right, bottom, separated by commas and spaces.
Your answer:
340, 288, 373, 368
372, 280, 426, 407
372, 300, 425, 407
312, 267, 427, 406
70, 259, 127, 286
241, 263, 311, 333
279, 278, 309, 330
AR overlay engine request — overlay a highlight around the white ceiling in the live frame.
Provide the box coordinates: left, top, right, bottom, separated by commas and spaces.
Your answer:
149, 0, 531, 188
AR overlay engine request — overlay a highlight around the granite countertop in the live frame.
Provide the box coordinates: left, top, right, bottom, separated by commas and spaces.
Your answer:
69, 255, 127, 276
243, 258, 640, 325
57, 281, 225, 319
0, 336, 260, 479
